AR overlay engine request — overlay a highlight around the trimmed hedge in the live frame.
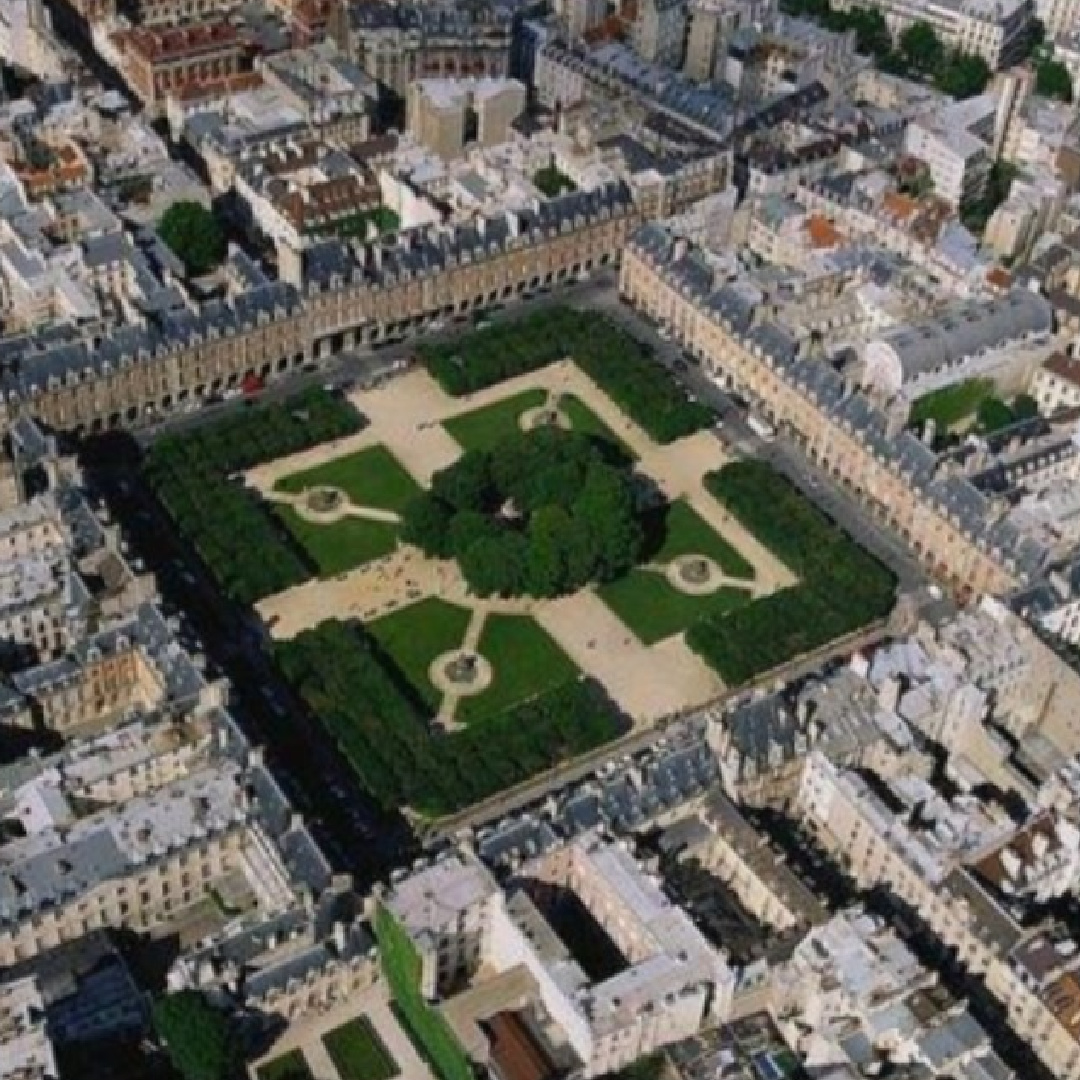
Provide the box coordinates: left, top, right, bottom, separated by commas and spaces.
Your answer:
374, 903, 474, 1080
152, 990, 241, 1080
275, 619, 622, 817
686, 462, 895, 685
418, 307, 712, 444
144, 388, 363, 603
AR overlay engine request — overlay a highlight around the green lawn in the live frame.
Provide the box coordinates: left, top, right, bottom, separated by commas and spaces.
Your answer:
908, 379, 994, 430
368, 598, 472, 710
322, 1017, 399, 1080
444, 388, 634, 459
598, 569, 752, 645
654, 501, 755, 580
442, 389, 547, 453
257, 1049, 313, 1080
274, 506, 399, 576
275, 445, 421, 512
458, 613, 579, 724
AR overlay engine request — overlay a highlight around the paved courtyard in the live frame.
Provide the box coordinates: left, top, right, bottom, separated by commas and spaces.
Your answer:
248, 981, 434, 1080
248, 363, 796, 723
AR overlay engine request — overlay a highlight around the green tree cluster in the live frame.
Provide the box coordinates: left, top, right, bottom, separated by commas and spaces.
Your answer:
153, 991, 241, 1080
781, 0, 990, 98
1036, 58, 1073, 101
402, 428, 643, 598
899, 22, 989, 96
275, 620, 622, 816
686, 462, 895, 685
158, 201, 227, 276
418, 307, 713, 444
144, 388, 363, 604
533, 164, 577, 197
976, 392, 1041, 433
374, 903, 475, 1080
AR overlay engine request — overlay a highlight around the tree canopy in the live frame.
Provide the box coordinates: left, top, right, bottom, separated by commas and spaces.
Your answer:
899, 21, 944, 72
403, 427, 643, 598
158, 201, 227, 276
152, 991, 241, 1080
418, 306, 713, 444
1036, 59, 1073, 102
934, 52, 990, 98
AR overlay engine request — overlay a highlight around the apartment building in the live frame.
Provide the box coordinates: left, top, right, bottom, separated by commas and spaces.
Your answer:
535, 41, 739, 143
123, 0, 238, 25
620, 224, 1046, 596
330, 0, 514, 100
1013, 554, 1080, 644
832, 0, 1034, 67
407, 78, 527, 160
566, 0, 609, 41
0, 709, 319, 968
233, 139, 385, 273
797, 175, 994, 293
0, 977, 57, 1080
1031, 351, 1080, 412
663, 792, 827, 933
260, 43, 377, 144
860, 289, 1053, 400
795, 748, 1080, 1079
633, 0, 689, 67
0, 184, 636, 432
775, 910, 1013, 1080
386, 835, 736, 1078
6, 602, 222, 738
903, 95, 995, 209
1038, 0, 1080, 37
111, 22, 254, 112
684, 0, 777, 83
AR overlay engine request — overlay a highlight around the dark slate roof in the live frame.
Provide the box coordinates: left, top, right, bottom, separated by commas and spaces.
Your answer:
876, 291, 1054, 384
0, 282, 302, 398
305, 182, 633, 292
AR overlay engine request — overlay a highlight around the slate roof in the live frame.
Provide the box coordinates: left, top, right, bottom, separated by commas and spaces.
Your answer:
627, 223, 1052, 581
875, 290, 1053, 384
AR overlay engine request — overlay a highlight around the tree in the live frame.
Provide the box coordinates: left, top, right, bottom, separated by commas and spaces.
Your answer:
846, 7, 892, 60
935, 52, 990, 98
448, 510, 500, 555
158, 201, 226, 277
1036, 59, 1073, 102
526, 506, 574, 597
152, 991, 241, 1080
1012, 393, 1040, 420
900, 21, 944, 73
401, 494, 454, 557
976, 396, 1015, 433
430, 451, 492, 511
460, 533, 528, 596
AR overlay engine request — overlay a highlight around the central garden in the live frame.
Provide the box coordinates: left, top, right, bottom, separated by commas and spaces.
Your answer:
402, 426, 642, 599
141, 307, 896, 820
